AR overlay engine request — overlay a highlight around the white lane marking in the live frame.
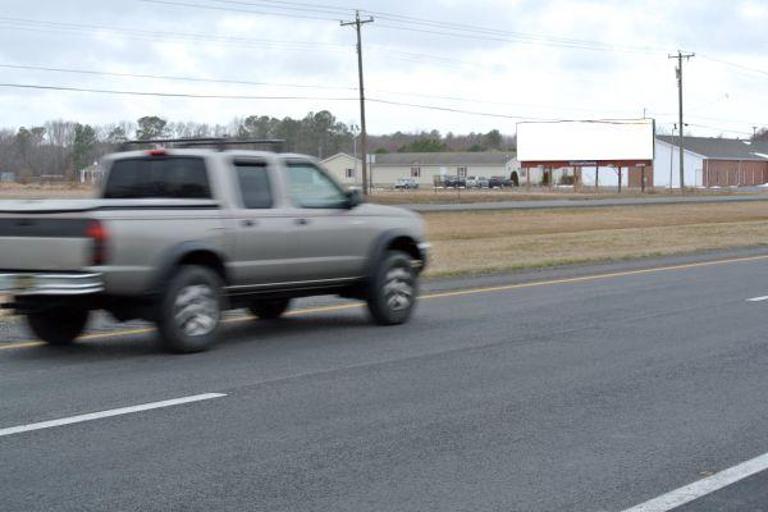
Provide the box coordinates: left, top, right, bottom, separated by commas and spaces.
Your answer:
621, 451, 768, 512
747, 296, 768, 302
0, 393, 227, 438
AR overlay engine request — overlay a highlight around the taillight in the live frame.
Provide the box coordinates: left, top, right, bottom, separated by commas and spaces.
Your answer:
86, 220, 109, 266
147, 149, 167, 157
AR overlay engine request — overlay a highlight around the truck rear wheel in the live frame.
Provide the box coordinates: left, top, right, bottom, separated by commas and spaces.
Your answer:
366, 250, 418, 326
156, 266, 223, 354
27, 307, 89, 346
249, 299, 291, 320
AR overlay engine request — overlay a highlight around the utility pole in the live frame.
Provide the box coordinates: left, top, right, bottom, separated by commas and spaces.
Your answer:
342, 10, 374, 196
668, 50, 695, 191
350, 123, 360, 184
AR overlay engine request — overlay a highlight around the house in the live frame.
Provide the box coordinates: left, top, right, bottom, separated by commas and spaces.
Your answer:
0, 172, 15, 183
370, 152, 518, 187
322, 151, 519, 188
320, 152, 361, 186
654, 136, 768, 188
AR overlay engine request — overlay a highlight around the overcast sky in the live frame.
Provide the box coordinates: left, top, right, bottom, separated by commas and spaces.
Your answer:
0, 0, 766, 137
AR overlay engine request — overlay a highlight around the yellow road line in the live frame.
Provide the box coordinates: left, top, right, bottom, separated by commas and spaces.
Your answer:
421, 254, 768, 300
0, 304, 365, 350
2, 253, 768, 352
0, 341, 45, 351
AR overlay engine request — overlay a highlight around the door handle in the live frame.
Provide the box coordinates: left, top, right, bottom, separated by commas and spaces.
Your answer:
295, 218, 310, 226
241, 219, 257, 228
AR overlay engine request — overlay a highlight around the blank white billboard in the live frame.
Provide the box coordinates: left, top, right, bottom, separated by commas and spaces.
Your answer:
517, 119, 655, 162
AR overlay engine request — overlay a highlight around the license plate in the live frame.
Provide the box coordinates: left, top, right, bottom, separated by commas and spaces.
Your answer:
14, 275, 36, 291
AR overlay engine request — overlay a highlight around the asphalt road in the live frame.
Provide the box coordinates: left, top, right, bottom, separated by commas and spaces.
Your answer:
404, 192, 768, 212
3, 253, 768, 511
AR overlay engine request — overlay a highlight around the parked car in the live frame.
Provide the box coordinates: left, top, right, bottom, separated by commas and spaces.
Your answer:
0, 141, 429, 353
489, 176, 514, 188
466, 176, 489, 188
394, 177, 419, 190
444, 175, 467, 188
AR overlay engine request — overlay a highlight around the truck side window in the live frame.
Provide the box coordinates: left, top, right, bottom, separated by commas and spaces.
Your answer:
104, 157, 211, 199
286, 163, 346, 209
235, 162, 273, 209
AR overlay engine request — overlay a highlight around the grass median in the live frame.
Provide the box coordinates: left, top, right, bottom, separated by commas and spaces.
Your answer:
371, 188, 758, 205
424, 202, 768, 276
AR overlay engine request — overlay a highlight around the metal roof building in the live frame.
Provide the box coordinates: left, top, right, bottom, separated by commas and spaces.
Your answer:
655, 136, 768, 188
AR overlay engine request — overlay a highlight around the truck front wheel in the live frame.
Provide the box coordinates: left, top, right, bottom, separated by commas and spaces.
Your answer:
366, 250, 419, 326
156, 266, 224, 354
27, 307, 89, 346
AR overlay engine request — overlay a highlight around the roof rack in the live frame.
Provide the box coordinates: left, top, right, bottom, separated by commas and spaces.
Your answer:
119, 137, 285, 152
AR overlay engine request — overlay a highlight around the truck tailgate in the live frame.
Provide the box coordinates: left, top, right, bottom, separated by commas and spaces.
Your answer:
0, 217, 93, 271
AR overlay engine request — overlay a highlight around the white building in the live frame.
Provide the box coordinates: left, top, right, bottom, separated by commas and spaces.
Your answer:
322, 151, 519, 188
520, 136, 768, 190
320, 152, 361, 187
653, 136, 768, 188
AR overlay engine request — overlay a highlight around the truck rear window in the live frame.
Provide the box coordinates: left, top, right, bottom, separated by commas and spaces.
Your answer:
104, 157, 212, 199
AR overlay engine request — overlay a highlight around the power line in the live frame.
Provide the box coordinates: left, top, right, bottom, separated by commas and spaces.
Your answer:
148, 0, 664, 55
0, 81, 585, 122
4, 79, 756, 133
194, 0, 664, 55
205, 0, 350, 17
0, 16, 611, 75
0, 63, 357, 92
139, 0, 341, 22
657, 120, 755, 137
699, 54, 768, 80
0, 82, 358, 101
0, 16, 348, 51
0, 62, 649, 119
367, 99, 553, 121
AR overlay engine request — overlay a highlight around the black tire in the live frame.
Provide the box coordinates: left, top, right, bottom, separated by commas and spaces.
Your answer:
156, 265, 224, 354
27, 307, 89, 346
366, 250, 418, 326
249, 299, 291, 320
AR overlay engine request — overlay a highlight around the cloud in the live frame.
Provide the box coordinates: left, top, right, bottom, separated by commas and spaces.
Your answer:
0, 0, 764, 138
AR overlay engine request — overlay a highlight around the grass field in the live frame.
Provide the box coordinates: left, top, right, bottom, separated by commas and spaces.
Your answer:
0, 183, 94, 199
424, 202, 768, 276
2, 183, 762, 203
371, 187, 758, 205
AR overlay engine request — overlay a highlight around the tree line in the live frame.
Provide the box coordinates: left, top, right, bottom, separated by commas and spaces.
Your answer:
0, 110, 516, 182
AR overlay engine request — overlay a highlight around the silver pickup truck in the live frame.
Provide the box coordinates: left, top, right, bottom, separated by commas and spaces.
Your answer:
0, 145, 428, 353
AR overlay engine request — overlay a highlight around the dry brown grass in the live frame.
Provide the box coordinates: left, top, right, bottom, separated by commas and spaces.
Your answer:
0, 183, 94, 199
425, 203, 768, 276
371, 188, 757, 205
0, 182, 761, 203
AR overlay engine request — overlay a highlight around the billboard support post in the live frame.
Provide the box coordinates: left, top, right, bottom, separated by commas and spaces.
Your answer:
595, 164, 599, 192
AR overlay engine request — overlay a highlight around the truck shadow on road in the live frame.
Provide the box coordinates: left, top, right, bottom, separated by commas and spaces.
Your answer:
6, 313, 385, 362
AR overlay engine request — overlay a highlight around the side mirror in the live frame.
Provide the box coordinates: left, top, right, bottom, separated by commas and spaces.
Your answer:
345, 188, 364, 209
